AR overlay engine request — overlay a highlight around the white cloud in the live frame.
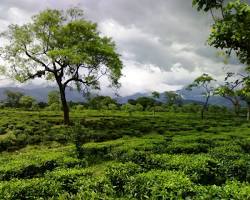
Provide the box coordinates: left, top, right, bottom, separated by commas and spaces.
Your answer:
0, 0, 245, 97
117, 60, 204, 96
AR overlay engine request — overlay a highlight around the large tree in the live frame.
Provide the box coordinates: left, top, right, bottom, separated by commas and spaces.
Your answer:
0, 8, 122, 124
193, 0, 250, 66
187, 73, 216, 119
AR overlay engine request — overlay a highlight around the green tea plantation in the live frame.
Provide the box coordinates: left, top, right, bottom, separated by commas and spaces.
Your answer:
0, 109, 250, 199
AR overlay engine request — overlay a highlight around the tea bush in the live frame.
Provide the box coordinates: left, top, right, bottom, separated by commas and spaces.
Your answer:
0, 109, 249, 199
0, 178, 62, 199
106, 162, 143, 195
125, 170, 195, 199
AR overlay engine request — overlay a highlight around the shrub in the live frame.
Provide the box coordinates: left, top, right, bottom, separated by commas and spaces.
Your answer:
0, 127, 6, 135
45, 168, 92, 193
125, 170, 195, 199
73, 175, 115, 199
105, 162, 143, 195
194, 181, 250, 200
0, 178, 62, 199
73, 105, 85, 111
166, 142, 209, 154
46, 103, 61, 111
108, 103, 118, 110
136, 154, 221, 185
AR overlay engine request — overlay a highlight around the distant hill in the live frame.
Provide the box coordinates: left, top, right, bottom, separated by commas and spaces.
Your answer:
116, 92, 150, 104
0, 85, 236, 107
116, 88, 235, 107
177, 88, 234, 107
0, 86, 85, 102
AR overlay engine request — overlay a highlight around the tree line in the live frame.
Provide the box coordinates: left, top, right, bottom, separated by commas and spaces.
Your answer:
0, 88, 231, 117
0, 0, 249, 124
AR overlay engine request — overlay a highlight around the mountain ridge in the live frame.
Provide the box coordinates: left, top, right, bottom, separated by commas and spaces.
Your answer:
0, 86, 233, 107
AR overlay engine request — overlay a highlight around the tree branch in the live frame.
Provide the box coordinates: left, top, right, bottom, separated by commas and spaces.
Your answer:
24, 48, 54, 73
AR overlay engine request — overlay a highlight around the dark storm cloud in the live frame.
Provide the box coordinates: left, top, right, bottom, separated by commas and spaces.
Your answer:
82, 0, 240, 71
0, 0, 245, 94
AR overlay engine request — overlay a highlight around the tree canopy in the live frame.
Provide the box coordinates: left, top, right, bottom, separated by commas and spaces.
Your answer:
215, 73, 243, 115
164, 91, 182, 106
187, 73, 216, 119
88, 95, 117, 110
193, 0, 250, 66
0, 8, 123, 124
4, 90, 24, 107
48, 90, 60, 106
19, 95, 36, 109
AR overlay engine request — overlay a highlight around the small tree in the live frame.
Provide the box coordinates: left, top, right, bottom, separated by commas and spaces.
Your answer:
187, 73, 216, 119
1, 8, 122, 124
48, 90, 60, 106
135, 103, 143, 111
121, 103, 135, 116
4, 90, 24, 107
216, 85, 241, 116
238, 77, 250, 120
88, 96, 117, 110
152, 91, 160, 116
238, 89, 250, 120
215, 73, 243, 116
164, 91, 182, 107
108, 103, 118, 111
135, 97, 155, 110
19, 95, 36, 109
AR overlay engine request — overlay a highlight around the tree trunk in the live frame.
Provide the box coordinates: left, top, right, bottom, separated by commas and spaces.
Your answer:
247, 104, 250, 121
59, 85, 70, 125
201, 108, 204, 120
201, 96, 209, 120
234, 102, 240, 117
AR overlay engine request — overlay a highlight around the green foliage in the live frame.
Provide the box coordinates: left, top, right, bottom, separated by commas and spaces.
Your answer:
135, 103, 143, 111
0, 7, 123, 124
121, 103, 135, 113
188, 74, 216, 119
108, 103, 118, 110
3, 90, 24, 107
73, 104, 85, 111
138, 154, 221, 184
0, 109, 249, 199
193, 0, 250, 65
48, 90, 60, 106
1, 8, 122, 86
106, 162, 143, 195
152, 91, 160, 99
125, 170, 195, 199
134, 97, 156, 110
88, 96, 117, 110
164, 91, 182, 106
194, 181, 250, 199
0, 178, 62, 199
209, 0, 250, 65
46, 102, 61, 111
19, 95, 36, 109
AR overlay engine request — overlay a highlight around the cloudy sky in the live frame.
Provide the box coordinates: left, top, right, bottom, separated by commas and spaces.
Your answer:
0, 0, 244, 96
